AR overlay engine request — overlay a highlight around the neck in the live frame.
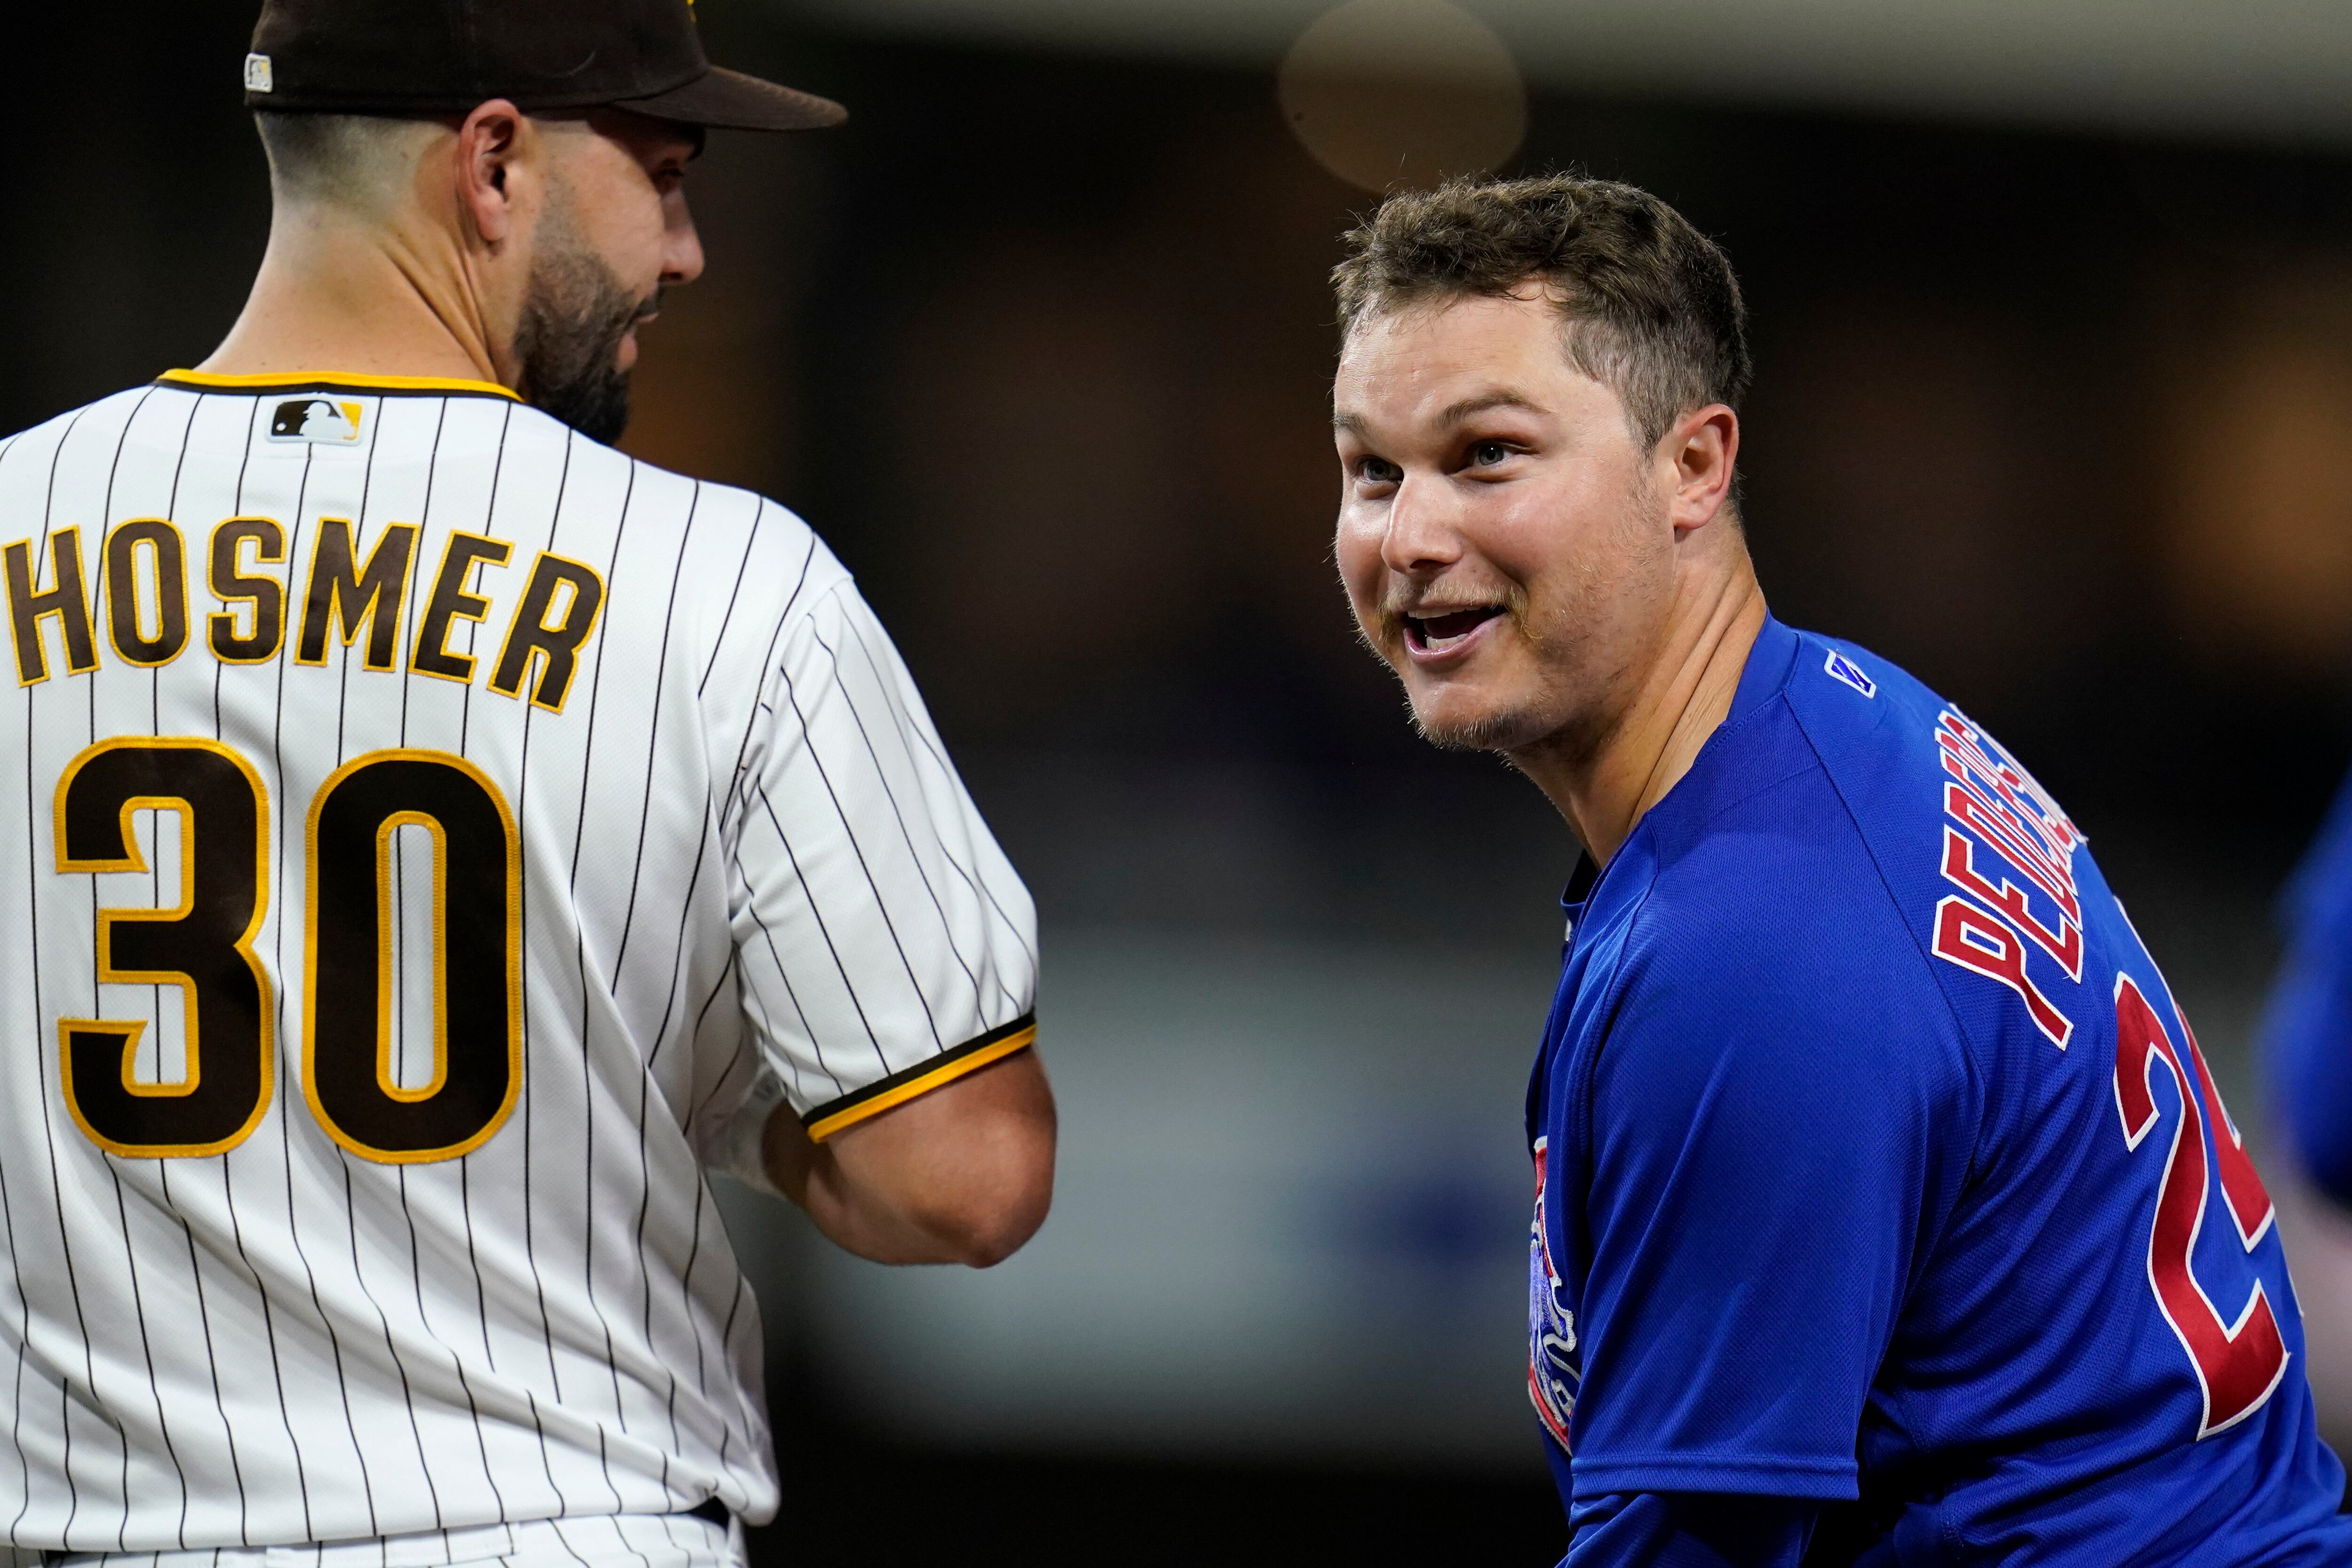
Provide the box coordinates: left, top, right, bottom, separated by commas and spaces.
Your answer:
199, 201, 509, 386
1511, 550, 1768, 867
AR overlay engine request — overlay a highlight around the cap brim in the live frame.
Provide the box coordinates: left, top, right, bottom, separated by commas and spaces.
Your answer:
616, 66, 844, 131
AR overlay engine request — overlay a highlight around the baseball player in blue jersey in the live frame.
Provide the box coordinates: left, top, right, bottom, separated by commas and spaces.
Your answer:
1330, 175, 2352, 1565
2266, 768, 2352, 1210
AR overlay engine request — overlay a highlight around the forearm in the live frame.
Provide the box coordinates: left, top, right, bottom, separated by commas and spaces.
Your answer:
763, 1050, 1056, 1266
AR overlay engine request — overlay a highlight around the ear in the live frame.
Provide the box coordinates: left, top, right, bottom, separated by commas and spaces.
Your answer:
1663, 404, 1740, 536
453, 99, 531, 248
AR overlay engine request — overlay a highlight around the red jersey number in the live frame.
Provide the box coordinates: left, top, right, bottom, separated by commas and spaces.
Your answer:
2112, 974, 2288, 1438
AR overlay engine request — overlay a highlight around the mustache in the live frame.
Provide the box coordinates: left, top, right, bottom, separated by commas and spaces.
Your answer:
1377, 583, 1523, 621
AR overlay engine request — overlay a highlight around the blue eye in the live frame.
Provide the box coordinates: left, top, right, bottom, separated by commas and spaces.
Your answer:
1471, 440, 1512, 466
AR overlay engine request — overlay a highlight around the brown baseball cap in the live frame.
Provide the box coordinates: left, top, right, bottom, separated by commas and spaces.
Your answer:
241, 0, 845, 131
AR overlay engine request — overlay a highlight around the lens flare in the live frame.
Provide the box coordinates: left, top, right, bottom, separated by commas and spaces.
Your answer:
1279, 0, 1528, 193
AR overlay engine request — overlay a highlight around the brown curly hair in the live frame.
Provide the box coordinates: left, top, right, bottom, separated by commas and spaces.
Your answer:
1332, 175, 1751, 453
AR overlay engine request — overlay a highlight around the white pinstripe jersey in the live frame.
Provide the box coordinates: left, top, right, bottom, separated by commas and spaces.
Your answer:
0, 372, 1038, 1553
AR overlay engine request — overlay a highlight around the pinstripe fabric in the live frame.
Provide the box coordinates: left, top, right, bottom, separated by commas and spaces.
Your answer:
0, 380, 1039, 1552
53, 1512, 739, 1568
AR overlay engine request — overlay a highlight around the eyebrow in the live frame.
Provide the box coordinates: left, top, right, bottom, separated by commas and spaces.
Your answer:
1332, 389, 1548, 435
1437, 390, 1546, 424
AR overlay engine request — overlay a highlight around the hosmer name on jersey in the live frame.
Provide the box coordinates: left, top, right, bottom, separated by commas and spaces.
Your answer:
1, 517, 605, 709
0, 377, 1039, 1552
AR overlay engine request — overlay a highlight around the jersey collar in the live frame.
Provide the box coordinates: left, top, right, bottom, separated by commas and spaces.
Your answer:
157, 369, 522, 401
1729, 613, 1801, 726
1559, 614, 1802, 916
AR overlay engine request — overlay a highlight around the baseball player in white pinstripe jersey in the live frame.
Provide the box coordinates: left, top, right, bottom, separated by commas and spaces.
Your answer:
0, 1, 1056, 1563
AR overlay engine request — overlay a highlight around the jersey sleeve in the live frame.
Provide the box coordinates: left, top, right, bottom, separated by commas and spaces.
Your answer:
722, 578, 1038, 1143
2265, 766, 2352, 1208
1565, 896, 1978, 1500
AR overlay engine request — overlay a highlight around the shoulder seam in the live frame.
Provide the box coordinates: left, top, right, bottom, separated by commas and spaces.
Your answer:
1777, 677, 1999, 1175
1677, 749, 1821, 844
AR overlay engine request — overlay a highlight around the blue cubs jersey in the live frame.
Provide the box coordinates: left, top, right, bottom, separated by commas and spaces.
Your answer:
2265, 763, 2352, 1209
1527, 616, 2352, 1564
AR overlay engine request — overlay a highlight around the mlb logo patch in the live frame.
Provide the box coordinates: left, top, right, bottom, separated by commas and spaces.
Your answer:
268, 398, 363, 445
1823, 648, 1876, 698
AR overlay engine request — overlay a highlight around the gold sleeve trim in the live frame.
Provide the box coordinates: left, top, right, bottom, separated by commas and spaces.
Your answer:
804, 1022, 1037, 1144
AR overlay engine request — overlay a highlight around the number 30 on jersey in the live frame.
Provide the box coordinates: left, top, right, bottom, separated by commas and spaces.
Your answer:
53, 737, 521, 1164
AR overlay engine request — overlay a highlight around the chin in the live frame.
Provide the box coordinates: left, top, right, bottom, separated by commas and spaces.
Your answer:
1404, 688, 1556, 753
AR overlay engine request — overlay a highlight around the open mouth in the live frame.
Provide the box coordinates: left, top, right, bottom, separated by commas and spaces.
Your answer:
1403, 605, 1502, 655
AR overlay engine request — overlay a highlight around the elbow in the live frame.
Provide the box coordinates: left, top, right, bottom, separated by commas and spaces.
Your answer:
821, 1047, 1059, 1267
968, 1171, 1054, 1266
943, 1218, 1039, 1270
925, 1054, 1058, 1266
927, 1140, 1055, 1267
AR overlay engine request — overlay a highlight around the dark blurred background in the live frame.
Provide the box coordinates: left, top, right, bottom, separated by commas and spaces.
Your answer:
17, 0, 2352, 1560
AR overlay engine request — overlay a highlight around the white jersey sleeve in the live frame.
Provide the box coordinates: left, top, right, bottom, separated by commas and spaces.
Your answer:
717, 577, 1037, 1145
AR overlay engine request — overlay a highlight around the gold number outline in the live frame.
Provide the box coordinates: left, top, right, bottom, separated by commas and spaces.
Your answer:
53, 737, 273, 1158
302, 748, 523, 1163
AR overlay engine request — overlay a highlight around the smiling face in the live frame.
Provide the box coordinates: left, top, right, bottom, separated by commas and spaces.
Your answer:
1333, 288, 1684, 757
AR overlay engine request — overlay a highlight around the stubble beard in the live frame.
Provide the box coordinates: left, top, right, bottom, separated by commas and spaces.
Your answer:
1401, 603, 1577, 755
1394, 478, 1666, 762
513, 193, 651, 446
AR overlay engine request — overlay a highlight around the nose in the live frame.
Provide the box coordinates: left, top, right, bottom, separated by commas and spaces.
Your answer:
663, 194, 706, 287
1380, 473, 1463, 576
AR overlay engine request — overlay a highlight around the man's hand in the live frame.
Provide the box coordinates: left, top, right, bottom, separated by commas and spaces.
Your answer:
762, 1051, 1055, 1266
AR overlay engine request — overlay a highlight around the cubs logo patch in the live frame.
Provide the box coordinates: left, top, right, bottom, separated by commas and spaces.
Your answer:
268, 398, 364, 445
1823, 648, 1876, 698
1528, 1138, 1579, 1452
